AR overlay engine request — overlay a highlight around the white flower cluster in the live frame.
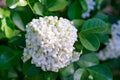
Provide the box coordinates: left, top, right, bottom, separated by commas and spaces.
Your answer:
82, 0, 96, 18
22, 16, 81, 72
97, 20, 120, 60
10, 0, 27, 9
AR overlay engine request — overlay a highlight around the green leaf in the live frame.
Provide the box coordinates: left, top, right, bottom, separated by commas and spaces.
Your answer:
72, 19, 85, 30
1, 18, 14, 38
25, 72, 57, 80
8, 69, 18, 78
0, 8, 4, 18
39, 0, 47, 5
0, 46, 21, 70
44, 72, 58, 80
12, 12, 25, 31
29, 0, 38, 3
79, 0, 88, 12
68, 0, 81, 20
94, 13, 109, 22
74, 68, 89, 80
0, 19, 1, 27
25, 75, 45, 80
81, 18, 108, 33
74, 41, 83, 52
22, 60, 40, 76
6, 0, 18, 7
23, 60, 57, 80
8, 36, 25, 47
60, 63, 75, 80
47, 0, 68, 11
0, 32, 5, 39
33, 2, 44, 15
0, 8, 10, 18
95, 0, 103, 9
79, 18, 109, 51
76, 53, 99, 67
88, 65, 113, 80
79, 33, 100, 51
0, 70, 8, 80
5, 17, 14, 38
12, 6, 34, 26
97, 34, 109, 43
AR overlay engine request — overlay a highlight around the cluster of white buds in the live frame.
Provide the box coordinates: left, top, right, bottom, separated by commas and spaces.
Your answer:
82, 0, 96, 18
97, 20, 120, 60
22, 16, 81, 72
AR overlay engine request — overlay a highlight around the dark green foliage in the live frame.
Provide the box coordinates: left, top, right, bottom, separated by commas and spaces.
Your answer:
0, 0, 118, 80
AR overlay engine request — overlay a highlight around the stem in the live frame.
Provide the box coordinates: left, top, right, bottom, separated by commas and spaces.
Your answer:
27, 0, 35, 14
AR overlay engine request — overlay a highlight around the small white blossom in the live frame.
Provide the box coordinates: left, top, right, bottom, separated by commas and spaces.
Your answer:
97, 20, 120, 60
22, 16, 80, 72
82, 0, 96, 18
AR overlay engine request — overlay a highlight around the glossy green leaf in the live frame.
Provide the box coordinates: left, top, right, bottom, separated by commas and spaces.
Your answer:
60, 63, 75, 80
77, 53, 99, 67
48, 0, 68, 11
74, 68, 89, 80
82, 18, 108, 33
88, 65, 113, 80
79, 18, 107, 50
79, 33, 100, 51
12, 12, 25, 31
33, 2, 44, 15
68, 0, 81, 20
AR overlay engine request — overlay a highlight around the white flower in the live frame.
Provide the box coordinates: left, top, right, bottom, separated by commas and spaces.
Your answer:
82, 0, 96, 18
22, 16, 81, 72
97, 20, 120, 60
10, 0, 27, 9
